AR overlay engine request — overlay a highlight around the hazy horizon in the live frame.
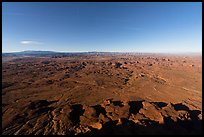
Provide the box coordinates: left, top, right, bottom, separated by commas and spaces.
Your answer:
2, 50, 202, 54
2, 2, 202, 53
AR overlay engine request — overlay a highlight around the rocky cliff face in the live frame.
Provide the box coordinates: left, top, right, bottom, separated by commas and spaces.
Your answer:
2, 99, 202, 135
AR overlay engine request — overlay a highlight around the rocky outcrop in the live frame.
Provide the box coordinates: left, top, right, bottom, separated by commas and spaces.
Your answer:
3, 99, 201, 135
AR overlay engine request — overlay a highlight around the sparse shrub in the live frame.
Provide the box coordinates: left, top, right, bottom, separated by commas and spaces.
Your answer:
42, 61, 50, 64
82, 62, 87, 66
115, 62, 122, 68
47, 80, 54, 84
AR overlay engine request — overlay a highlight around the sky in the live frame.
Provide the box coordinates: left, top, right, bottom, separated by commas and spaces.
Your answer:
2, 2, 202, 53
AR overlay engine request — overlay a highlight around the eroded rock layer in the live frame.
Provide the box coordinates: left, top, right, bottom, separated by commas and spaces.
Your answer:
2, 99, 202, 135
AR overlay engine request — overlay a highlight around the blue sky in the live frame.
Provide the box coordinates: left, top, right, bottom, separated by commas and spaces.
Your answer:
2, 2, 202, 53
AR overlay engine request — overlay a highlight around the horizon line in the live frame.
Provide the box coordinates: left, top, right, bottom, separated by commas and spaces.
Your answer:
2, 50, 202, 54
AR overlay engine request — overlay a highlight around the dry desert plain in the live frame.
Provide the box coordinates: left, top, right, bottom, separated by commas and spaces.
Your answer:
2, 53, 202, 135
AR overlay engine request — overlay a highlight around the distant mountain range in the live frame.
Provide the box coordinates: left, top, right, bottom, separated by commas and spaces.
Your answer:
2, 50, 111, 58
2, 50, 201, 58
2, 50, 57, 57
2, 50, 125, 57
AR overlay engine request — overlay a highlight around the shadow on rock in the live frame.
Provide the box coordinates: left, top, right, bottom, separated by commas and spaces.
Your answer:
84, 117, 202, 135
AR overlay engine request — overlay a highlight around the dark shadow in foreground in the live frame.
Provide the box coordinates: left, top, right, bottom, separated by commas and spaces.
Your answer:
84, 117, 202, 135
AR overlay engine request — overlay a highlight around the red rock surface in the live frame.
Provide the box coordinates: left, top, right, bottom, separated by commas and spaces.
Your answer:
2, 54, 202, 135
